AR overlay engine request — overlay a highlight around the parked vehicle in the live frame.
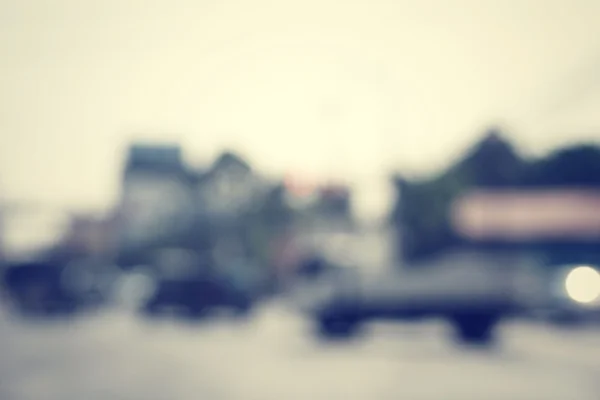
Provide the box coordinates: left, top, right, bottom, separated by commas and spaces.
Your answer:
301, 252, 530, 346
139, 249, 254, 319
3, 260, 79, 315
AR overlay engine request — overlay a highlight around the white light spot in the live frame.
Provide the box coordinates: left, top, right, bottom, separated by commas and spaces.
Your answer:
565, 266, 600, 304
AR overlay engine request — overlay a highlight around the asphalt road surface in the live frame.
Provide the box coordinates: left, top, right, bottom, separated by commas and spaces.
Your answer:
0, 303, 599, 400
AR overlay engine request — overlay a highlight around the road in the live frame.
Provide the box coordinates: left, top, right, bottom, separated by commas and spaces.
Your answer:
0, 303, 599, 400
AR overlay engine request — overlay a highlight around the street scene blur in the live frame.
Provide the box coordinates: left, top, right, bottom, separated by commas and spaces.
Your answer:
1, 1, 600, 399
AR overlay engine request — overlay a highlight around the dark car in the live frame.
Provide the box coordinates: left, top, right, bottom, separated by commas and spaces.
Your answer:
296, 255, 330, 280
139, 249, 254, 319
1, 257, 116, 316
2, 260, 79, 315
141, 273, 253, 318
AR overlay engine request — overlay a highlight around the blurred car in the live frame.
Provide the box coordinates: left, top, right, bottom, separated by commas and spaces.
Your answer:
141, 273, 254, 318
1, 259, 100, 315
139, 249, 255, 319
300, 253, 527, 346
296, 254, 338, 280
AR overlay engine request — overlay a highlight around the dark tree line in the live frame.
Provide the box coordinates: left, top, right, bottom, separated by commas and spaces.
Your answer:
390, 128, 600, 265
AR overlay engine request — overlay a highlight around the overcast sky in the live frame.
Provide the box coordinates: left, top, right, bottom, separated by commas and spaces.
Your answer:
1, 0, 600, 220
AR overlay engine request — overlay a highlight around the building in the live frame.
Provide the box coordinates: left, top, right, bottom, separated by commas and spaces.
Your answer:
267, 178, 355, 281
59, 211, 120, 262
115, 143, 356, 291
119, 143, 198, 249
117, 144, 273, 269
197, 151, 267, 222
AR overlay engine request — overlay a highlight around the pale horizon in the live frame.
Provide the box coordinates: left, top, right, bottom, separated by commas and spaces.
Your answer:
2, 0, 600, 221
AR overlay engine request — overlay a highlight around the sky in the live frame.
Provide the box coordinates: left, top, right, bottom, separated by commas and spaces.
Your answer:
1, 0, 600, 222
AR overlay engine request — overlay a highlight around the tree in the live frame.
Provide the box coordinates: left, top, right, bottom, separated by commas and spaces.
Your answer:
389, 127, 600, 264
525, 145, 600, 187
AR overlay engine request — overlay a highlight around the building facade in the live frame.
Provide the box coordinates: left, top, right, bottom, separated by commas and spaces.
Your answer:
119, 143, 197, 250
